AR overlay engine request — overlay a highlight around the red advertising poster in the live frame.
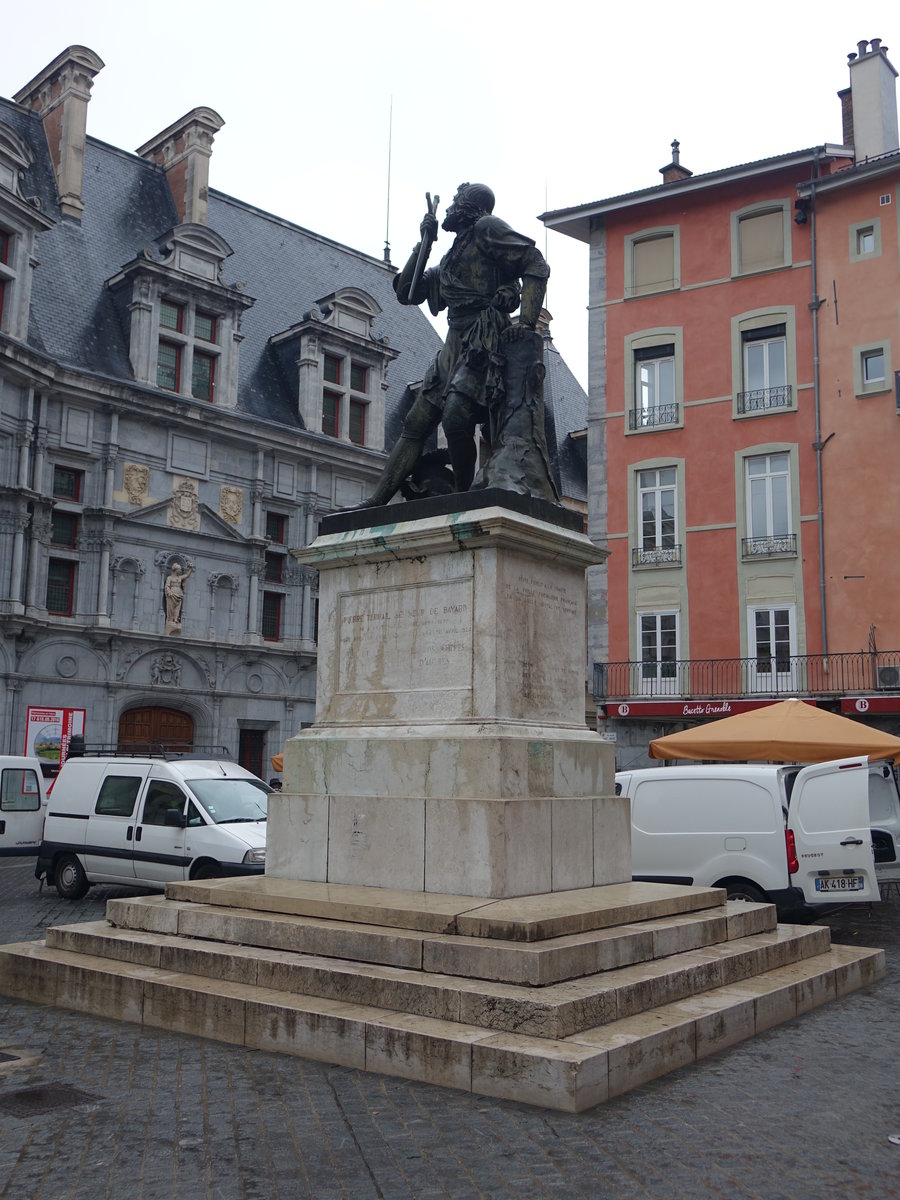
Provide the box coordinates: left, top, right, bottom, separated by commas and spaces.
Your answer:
24, 706, 86, 772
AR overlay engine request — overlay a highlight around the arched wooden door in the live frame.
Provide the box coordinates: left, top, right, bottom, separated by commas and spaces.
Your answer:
118, 707, 194, 753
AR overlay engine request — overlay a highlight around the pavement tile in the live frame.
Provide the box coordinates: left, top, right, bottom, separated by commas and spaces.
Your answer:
0, 861, 896, 1199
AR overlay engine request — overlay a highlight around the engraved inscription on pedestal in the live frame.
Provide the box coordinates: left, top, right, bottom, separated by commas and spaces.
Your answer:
334, 574, 474, 720
497, 553, 583, 723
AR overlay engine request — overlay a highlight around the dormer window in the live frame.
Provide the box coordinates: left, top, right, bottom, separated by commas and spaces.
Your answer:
320, 353, 371, 444
107, 224, 253, 410
269, 286, 399, 451
155, 296, 220, 402
0, 121, 53, 339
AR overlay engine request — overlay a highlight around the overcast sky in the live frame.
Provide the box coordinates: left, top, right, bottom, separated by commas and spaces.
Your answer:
2, 1, 897, 389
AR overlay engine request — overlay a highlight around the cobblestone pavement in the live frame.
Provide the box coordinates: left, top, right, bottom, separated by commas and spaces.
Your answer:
0, 859, 899, 1200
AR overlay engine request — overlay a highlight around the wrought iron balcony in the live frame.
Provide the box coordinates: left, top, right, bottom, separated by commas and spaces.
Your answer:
741, 533, 797, 559
736, 384, 792, 414
632, 544, 683, 568
628, 403, 679, 431
592, 651, 900, 701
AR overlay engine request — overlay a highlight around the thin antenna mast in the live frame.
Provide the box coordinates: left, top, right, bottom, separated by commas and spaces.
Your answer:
383, 97, 393, 263
543, 179, 549, 310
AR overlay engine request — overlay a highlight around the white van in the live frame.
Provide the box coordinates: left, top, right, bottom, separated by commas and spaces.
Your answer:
0, 757, 49, 857
36, 756, 269, 899
616, 756, 884, 917
868, 761, 900, 883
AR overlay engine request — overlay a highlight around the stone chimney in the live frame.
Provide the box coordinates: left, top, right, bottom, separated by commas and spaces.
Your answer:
659, 139, 693, 185
840, 38, 899, 162
14, 45, 105, 220
137, 108, 224, 225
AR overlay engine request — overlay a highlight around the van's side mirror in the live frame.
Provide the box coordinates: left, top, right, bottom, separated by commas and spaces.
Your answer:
164, 809, 187, 828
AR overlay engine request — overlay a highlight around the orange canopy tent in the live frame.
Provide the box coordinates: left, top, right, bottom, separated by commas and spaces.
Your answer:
649, 698, 900, 765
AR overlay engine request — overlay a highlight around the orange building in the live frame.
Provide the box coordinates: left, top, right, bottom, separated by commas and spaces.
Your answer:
544, 38, 900, 763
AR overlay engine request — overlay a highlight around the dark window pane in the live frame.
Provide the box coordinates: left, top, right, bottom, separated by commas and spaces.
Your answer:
349, 400, 366, 446
51, 510, 78, 547
46, 559, 75, 615
323, 355, 341, 384
239, 729, 265, 777
53, 466, 81, 500
350, 362, 367, 392
265, 552, 283, 583
262, 592, 282, 640
157, 341, 180, 391
96, 775, 141, 817
194, 311, 216, 343
323, 390, 340, 437
192, 351, 214, 401
160, 300, 183, 331
266, 512, 285, 543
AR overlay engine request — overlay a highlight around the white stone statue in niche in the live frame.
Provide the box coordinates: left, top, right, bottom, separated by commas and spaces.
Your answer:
164, 561, 193, 635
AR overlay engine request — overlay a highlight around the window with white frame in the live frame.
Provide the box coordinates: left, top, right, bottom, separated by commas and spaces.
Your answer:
744, 452, 794, 556
639, 611, 679, 693
849, 218, 881, 262
732, 203, 790, 275
632, 344, 677, 430
635, 467, 679, 566
853, 341, 892, 396
863, 349, 885, 384
748, 605, 796, 690
739, 324, 789, 413
156, 298, 220, 402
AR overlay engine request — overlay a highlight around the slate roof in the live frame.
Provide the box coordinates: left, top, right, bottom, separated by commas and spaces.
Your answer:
542, 332, 587, 503
2, 93, 586, 499
0, 95, 442, 429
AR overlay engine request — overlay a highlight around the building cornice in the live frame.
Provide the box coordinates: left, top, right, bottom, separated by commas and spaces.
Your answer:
542, 146, 853, 242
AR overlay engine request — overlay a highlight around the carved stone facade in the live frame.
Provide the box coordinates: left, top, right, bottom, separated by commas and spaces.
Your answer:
0, 45, 446, 774
0, 46, 586, 773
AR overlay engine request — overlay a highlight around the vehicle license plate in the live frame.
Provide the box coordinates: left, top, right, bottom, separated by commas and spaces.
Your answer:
815, 876, 865, 892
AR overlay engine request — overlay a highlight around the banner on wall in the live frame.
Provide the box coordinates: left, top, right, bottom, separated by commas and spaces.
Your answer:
23, 707, 86, 771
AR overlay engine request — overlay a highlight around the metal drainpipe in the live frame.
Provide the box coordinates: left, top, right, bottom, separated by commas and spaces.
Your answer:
810, 149, 829, 660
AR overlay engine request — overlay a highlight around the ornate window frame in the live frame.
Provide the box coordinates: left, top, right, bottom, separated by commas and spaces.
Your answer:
269, 287, 399, 449
106, 224, 254, 409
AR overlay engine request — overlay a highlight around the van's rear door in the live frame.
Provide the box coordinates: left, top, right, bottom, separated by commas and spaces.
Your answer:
0, 761, 46, 855
789, 757, 879, 903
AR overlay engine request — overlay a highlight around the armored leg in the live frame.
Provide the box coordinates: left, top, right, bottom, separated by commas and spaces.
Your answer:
442, 391, 483, 492
363, 391, 442, 507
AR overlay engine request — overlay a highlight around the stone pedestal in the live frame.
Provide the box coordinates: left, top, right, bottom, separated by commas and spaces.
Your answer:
267, 501, 626, 897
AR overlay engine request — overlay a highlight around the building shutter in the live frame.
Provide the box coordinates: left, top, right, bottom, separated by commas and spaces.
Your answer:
632, 235, 674, 294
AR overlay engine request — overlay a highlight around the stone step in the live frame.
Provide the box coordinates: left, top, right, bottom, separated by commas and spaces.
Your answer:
105, 894, 777, 986
42, 918, 829, 1038
162, 877, 727, 941
0, 938, 882, 1112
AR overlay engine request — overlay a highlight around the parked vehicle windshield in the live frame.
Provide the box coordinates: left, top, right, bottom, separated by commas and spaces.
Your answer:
186, 778, 269, 824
